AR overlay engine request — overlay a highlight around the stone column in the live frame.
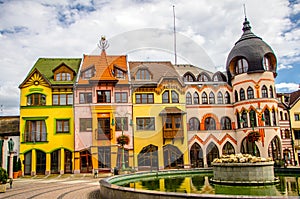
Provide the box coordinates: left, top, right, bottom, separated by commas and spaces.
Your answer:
9, 152, 14, 179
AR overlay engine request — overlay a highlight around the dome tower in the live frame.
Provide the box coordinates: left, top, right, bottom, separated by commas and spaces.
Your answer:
226, 17, 281, 159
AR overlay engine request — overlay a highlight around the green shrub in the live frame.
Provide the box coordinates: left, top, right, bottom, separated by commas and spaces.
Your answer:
0, 167, 8, 184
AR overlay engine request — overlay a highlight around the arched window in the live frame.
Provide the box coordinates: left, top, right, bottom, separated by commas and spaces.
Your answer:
249, 109, 257, 127
269, 86, 274, 98
241, 137, 260, 157
222, 142, 235, 155
224, 92, 230, 104
261, 85, 268, 98
209, 92, 215, 104
221, 117, 231, 130
272, 109, 277, 126
284, 129, 290, 139
263, 55, 271, 70
205, 117, 216, 130
217, 92, 223, 104
264, 109, 271, 126
193, 92, 199, 104
171, 91, 179, 103
162, 91, 169, 103
198, 74, 209, 82
234, 90, 238, 102
236, 113, 241, 129
202, 92, 208, 104
241, 110, 248, 128
184, 74, 195, 82
240, 88, 245, 101
189, 117, 200, 131
235, 58, 248, 74
186, 92, 192, 105
247, 87, 254, 99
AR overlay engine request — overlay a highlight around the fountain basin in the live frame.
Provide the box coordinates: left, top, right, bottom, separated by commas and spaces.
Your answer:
211, 162, 279, 185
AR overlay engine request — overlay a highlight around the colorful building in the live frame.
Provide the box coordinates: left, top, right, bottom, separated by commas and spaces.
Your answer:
73, 37, 132, 173
19, 58, 81, 175
129, 61, 187, 170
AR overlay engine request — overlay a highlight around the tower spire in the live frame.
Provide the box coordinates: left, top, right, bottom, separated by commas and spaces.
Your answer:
242, 4, 251, 32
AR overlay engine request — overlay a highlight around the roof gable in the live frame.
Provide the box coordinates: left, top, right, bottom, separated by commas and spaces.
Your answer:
19, 68, 51, 88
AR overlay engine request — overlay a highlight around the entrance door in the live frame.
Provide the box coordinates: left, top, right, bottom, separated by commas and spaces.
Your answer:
80, 150, 92, 173
206, 142, 219, 167
24, 151, 32, 175
65, 150, 72, 173
163, 144, 184, 169
97, 118, 111, 140
51, 150, 60, 174
36, 150, 46, 174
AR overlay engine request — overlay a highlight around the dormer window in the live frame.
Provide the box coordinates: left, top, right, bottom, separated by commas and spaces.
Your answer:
136, 69, 151, 80
235, 58, 248, 74
56, 72, 71, 81
116, 69, 125, 79
198, 74, 209, 82
263, 56, 271, 70
183, 74, 195, 82
83, 68, 94, 79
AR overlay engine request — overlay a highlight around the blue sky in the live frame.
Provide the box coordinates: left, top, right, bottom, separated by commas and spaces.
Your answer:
0, 0, 299, 115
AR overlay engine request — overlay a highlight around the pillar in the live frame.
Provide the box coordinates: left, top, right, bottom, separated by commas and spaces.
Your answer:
60, 148, 65, 174
9, 152, 14, 179
45, 153, 51, 175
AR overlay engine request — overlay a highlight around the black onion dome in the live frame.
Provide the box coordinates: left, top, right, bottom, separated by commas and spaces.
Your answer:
226, 18, 277, 83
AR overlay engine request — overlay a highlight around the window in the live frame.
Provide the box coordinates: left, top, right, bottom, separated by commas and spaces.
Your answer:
235, 90, 239, 102
224, 92, 230, 104
97, 90, 111, 103
199, 74, 209, 82
295, 113, 300, 121
249, 110, 257, 127
235, 58, 248, 74
80, 118, 92, 132
25, 120, 47, 142
53, 94, 73, 105
269, 86, 274, 98
247, 87, 254, 99
209, 92, 215, 104
205, 117, 216, 130
241, 110, 248, 128
136, 69, 151, 80
217, 92, 223, 104
114, 69, 125, 79
202, 92, 208, 104
136, 117, 155, 130
79, 92, 92, 104
162, 91, 169, 103
115, 92, 128, 103
213, 75, 219, 82
171, 91, 179, 103
284, 113, 288, 121
56, 73, 71, 81
272, 109, 277, 126
294, 130, 300, 139
221, 117, 231, 130
116, 117, 128, 131
56, 119, 69, 133
186, 92, 192, 105
264, 109, 271, 126
193, 92, 199, 104
27, 93, 46, 106
164, 115, 182, 129
261, 85, 268, 98
136, 93, 154, 104
82, 68, 94, 79
280, 111, 283, 120
184, 74, 194, 82
240, 88, 245, 101
189, 117, 200, 131
263, 56, 271, 70
284, 129, 290, 139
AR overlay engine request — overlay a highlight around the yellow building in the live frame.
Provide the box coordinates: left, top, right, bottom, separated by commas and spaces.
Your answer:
129, 61, 188, 170
285, 90, 300, 165
19, 58, 81, 175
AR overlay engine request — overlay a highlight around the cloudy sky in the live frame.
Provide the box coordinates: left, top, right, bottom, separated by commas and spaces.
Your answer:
0, 0, 299, 116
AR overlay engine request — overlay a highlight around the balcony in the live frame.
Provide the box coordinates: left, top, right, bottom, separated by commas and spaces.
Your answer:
163, 129, 184, 144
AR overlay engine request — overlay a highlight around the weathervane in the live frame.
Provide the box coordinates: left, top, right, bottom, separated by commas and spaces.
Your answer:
98, 35, 109, 51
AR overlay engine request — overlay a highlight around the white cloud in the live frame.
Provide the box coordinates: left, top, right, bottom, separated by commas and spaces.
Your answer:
276, 82, 299, 93
0, 0, 299, 115
277, 63, 294, 70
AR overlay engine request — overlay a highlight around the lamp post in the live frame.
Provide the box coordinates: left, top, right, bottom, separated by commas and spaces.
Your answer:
121, 117, 125, 171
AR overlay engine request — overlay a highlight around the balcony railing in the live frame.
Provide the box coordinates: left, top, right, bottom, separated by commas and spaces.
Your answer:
163, 129, 184, 144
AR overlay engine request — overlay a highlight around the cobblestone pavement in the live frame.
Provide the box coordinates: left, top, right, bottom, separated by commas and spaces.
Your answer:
0, 173, 111, 199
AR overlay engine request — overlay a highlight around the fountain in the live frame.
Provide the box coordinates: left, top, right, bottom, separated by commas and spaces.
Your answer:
210, 154, 279, 185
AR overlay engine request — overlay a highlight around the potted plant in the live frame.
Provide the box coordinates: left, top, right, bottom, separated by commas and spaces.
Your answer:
13, 159, 19, 179
0, 167, 8, 192
117, 135, 130, 146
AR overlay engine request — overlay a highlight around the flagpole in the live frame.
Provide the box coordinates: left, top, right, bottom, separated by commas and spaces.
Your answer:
173, 5, 177, 65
